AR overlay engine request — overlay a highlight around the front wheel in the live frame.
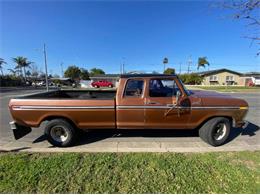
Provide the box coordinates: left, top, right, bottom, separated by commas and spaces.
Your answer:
45, 119, 77, 147
199, 117, 231, 146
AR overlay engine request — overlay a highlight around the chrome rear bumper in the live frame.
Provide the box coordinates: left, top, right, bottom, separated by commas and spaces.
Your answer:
9, 121, 32, 140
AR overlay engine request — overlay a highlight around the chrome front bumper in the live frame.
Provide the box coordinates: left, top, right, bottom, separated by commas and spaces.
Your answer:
242, 120, 249, 129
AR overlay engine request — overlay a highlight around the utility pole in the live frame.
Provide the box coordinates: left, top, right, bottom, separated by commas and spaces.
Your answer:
60, 62, 64, 78
187, 55, 192, 74
43, 43, 49, 91
121, 57, 125, 74
179, 62, 182, 74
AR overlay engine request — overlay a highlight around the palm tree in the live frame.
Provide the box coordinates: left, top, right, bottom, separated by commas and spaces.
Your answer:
8, 68, 19, 76
13, 56, 24, 77
197, 57, 210, 70
13, 56, 33, 80
22, 59, 33, 80
0, 58, 7, 76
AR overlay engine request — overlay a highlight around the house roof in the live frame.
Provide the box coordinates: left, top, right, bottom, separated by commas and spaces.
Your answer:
90, 74, 120, 78
198, 69, 242, 76
242, 72, 260, 77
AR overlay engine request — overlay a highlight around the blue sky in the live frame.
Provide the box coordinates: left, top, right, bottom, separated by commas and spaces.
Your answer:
0, 0, 259, 76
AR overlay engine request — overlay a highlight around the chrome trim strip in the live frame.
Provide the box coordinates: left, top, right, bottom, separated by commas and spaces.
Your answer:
117, 106, 240, 110
117, 106, 168, 109
13, 105, 241, 110
12, 106, 114, 110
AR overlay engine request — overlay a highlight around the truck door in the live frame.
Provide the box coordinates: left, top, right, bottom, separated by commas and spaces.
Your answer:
144, 78, 191, 129
116, 79, 145, 128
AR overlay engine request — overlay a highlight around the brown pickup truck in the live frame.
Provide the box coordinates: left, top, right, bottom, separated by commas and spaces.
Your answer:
9, 74, 249, 147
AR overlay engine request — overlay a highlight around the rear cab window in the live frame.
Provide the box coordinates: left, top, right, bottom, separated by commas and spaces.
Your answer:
124, 79, 144, 97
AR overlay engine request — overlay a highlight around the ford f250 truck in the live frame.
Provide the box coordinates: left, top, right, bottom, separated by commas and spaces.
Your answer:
9, 74, 249, 147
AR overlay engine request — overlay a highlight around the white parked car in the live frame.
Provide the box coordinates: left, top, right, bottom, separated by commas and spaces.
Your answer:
79, 80, 92, 88
252, 77, 260, 86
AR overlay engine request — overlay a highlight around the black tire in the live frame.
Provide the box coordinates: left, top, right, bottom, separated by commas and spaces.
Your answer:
109, 84, 113, 88
199, 117, 231, 146
45, 119, 77, 147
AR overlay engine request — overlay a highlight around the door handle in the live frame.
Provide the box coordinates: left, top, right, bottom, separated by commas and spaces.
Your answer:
167, 104, 176, 107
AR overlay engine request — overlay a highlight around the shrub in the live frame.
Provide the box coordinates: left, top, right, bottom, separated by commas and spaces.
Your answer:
179, 73, 203, 85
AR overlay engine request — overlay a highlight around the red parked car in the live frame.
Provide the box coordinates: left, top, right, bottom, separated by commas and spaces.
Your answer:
91, 80, 113, 88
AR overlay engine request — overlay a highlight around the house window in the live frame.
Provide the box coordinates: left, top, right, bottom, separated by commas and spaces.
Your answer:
209, 75, 218, 81
226, 76, 234, 81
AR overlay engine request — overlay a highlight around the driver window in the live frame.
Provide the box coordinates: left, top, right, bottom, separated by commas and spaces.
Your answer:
149, 79, 180, 97
124, 79, 144, 97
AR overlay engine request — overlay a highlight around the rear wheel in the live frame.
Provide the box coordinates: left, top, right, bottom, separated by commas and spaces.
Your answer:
199, 117, 230, 146
45, 119, 77, 147
108, 84, 113, 88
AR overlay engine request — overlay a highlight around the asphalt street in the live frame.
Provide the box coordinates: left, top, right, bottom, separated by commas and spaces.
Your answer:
0, 88, 259, 152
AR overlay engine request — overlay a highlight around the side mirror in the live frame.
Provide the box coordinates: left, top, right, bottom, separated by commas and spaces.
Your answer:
175, 90, 181, 105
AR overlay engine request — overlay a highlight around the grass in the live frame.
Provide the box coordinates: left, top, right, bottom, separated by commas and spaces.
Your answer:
187, 85, 260, 92
0, 151, 259, 193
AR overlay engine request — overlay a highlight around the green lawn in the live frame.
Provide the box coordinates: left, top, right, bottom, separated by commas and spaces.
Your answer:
187, 86, 260, 92
0, 151, 259, 193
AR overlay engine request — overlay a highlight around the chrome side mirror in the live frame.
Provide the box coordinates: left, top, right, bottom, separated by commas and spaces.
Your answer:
176, 90, 181, 105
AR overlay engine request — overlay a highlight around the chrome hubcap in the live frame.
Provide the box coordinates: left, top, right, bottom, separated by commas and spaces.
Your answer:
213, 123, 227, 141
50, 126, 68, 142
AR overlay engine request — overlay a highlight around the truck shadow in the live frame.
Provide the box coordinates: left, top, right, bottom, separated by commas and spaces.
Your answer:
72, 121, 259, 146
32, 121, 259, 146
75, 129, 199, 146
227, 122, 259, 142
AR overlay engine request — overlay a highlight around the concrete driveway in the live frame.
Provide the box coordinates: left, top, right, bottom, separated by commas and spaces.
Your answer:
0, 88, 259, 153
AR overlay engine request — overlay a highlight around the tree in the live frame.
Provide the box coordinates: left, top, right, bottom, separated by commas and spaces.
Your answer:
64, 65, 81, 80
89, 68, 105, 76
80, 68, 90, 80
53, 74, 60, 78
26, 70, 31, 77
8, 68, 19, 76
197, 57, 210, 70
13, 56, 32, 80
164, 68, 175, 75
163, 57, 168, 72
0, 58, 7, 76
13, 56, 24, 77
179, 73, 203, 85
219, 0, 260, 55
31, 64, 39, 78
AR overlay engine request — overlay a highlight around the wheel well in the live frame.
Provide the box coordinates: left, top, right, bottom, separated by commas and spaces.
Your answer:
42, 116, 77, 128
197, 116, 233, 130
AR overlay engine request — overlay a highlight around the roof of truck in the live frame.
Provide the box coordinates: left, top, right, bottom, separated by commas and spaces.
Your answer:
120, 74, 176, 78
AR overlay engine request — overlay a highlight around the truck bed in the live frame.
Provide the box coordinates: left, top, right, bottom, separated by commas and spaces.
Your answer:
15, 89, 116, 100
9, 89, 116, 129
